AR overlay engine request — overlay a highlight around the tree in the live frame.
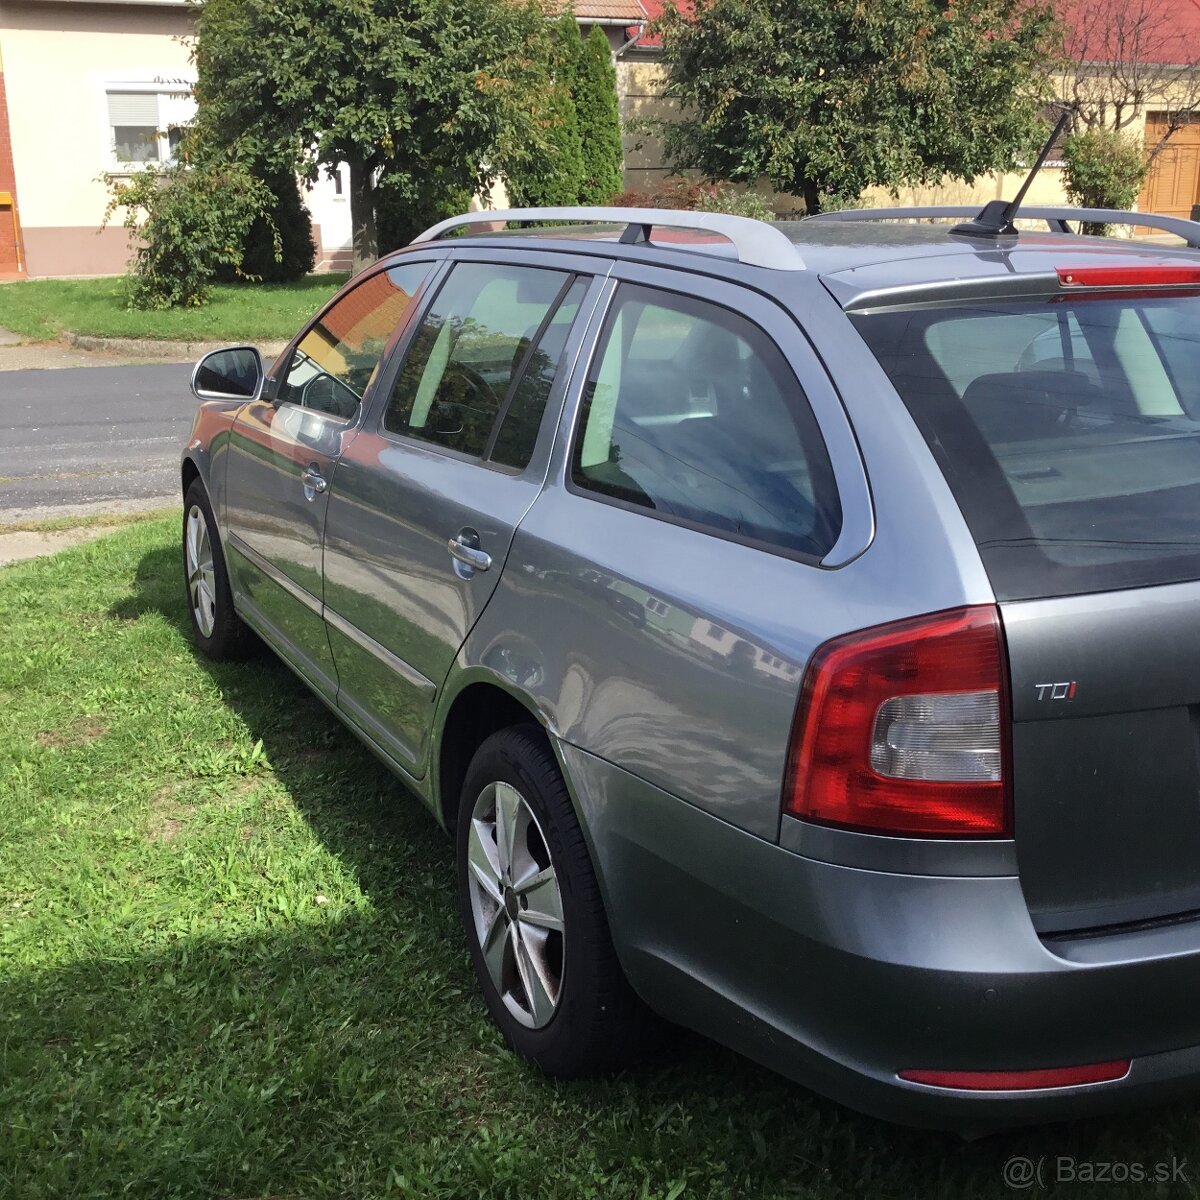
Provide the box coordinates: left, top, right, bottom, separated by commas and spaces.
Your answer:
505, 12, 586, 208
653, 0, 1056, 213
574, 26, 625, 203
375, 175, 474, 255
193, 0, 555, 271
1058, 0, 1200, 162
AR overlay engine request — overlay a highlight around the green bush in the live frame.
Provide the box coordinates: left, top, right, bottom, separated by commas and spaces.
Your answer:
612, 177, 775, 220
575, 26, 625, 204
104, 159, 274, 309
224, 171, 316, 284
1062, 129, 1149, 235
505, 12, 585, 208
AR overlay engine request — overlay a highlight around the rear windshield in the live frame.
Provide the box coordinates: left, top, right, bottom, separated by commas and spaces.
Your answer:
852, 292, 1200, 600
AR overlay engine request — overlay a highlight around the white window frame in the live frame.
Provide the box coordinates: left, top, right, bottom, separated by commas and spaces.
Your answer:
104, 77, 196, 172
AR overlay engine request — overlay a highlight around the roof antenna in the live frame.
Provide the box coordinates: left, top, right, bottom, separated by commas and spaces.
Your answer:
952, 111, 1072, 240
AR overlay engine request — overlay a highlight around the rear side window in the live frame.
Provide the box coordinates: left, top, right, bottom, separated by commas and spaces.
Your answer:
384, 262, 577, 460
853, 293, 1200, 599
570, 284, 841, 560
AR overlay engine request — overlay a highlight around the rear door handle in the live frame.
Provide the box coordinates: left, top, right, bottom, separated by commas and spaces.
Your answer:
301, 466, 327, 495
447, 530, 491, 573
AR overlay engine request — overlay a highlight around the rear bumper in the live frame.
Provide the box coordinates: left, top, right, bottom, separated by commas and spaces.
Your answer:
559, 742, 1200, 1130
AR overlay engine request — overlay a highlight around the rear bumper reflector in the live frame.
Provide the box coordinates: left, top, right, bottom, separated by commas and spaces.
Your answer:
899, 1061, 1131, 1091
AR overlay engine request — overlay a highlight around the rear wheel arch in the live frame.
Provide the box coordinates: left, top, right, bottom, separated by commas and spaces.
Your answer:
435, 677, 629, 967
436, 681, 550, 834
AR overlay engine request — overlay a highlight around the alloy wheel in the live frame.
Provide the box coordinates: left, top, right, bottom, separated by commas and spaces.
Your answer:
185, 504, 217, 638
466, 780, 565, 1029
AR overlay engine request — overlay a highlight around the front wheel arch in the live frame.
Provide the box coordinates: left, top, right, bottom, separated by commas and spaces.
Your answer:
181, 455, 201, 499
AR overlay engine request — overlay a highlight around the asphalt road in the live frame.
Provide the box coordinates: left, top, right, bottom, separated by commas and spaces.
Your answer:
0, 362, 194, 519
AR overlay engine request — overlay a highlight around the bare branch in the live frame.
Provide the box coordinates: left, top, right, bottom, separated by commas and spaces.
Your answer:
1058, 0, 1200, 152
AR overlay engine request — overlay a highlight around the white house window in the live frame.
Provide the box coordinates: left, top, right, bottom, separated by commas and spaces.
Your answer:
107, 89, 195, 166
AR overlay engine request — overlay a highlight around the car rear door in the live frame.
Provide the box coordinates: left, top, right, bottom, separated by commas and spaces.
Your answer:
320, 252, 606, 773
224, 260, 439, 696
495, 261, 872, 839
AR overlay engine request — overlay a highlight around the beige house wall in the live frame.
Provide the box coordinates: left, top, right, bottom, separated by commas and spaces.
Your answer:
1, 1, 355, 278
617, 59, 671, 192
0, 1, 195, 276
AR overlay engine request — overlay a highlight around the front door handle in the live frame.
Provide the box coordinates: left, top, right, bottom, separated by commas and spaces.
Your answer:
301, 465, 327, 496
447, 529, 492, 574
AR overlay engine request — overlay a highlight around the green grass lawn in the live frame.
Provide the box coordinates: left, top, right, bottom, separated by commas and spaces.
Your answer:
3, 519, 1199, 1198
0, 274, 347, 343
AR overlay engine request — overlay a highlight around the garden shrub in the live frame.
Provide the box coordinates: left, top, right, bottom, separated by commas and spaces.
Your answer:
222, 170, 316, 284
104, 159, 274, 309
1062, 129, 1148, 235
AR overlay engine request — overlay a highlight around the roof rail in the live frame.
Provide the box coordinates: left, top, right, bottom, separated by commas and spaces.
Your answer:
411, 207, 806, 271
805, 206, 1200, 250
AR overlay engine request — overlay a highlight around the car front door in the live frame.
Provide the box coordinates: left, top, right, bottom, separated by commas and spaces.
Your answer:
223, 259, 440, 696
321, 254, 604, 772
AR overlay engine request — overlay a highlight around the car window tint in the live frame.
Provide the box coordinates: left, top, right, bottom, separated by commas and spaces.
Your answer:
279, 262, 433, 419
489, 277, 588, 470
853, 292, 1200, 599
571, 284, 842, 559
383, 263, 573, 458
927, 311, 1104, 398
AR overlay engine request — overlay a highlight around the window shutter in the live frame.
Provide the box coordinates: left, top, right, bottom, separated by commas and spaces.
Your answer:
107, 92, 159, 127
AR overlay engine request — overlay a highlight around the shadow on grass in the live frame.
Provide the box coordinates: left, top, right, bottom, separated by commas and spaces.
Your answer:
14, 540, 1188, 1196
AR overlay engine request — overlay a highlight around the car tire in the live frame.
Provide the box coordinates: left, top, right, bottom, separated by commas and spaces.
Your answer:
182, 478, 253, 661
456, 724, 652, 1077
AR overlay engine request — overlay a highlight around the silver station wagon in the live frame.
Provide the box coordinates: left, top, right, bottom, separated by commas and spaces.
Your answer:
183, 202, 1200, 1130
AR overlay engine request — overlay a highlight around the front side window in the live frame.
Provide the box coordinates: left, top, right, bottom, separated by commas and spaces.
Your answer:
279, 262, 434, 419
383, 263, 576, 459
570, 284, 842, 560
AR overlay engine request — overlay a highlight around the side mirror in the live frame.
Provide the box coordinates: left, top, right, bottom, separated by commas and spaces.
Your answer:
191, 346, 265, 402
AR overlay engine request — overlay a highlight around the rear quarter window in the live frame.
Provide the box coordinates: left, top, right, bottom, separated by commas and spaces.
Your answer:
570, 283, 842, 561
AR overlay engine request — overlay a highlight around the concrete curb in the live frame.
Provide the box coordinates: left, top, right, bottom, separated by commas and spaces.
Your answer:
65, 331, 290, 361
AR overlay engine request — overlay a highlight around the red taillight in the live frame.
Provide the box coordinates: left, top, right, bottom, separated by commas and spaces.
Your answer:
899, 1061, 1130, 1091
1057, 265, 1200, 288
784, 606, 1011, 837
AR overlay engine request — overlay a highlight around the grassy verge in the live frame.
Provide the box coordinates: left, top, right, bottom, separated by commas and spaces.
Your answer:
0, 275, 347, 343
0, 507, 175, 536
2, 520, 1197, 1198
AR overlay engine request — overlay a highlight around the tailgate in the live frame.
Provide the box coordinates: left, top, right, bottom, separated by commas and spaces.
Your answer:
1004, 582, 1200, 932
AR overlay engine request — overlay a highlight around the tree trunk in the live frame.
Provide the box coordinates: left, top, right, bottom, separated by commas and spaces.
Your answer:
347, 155, 378, 274
801, 180, 822, 215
